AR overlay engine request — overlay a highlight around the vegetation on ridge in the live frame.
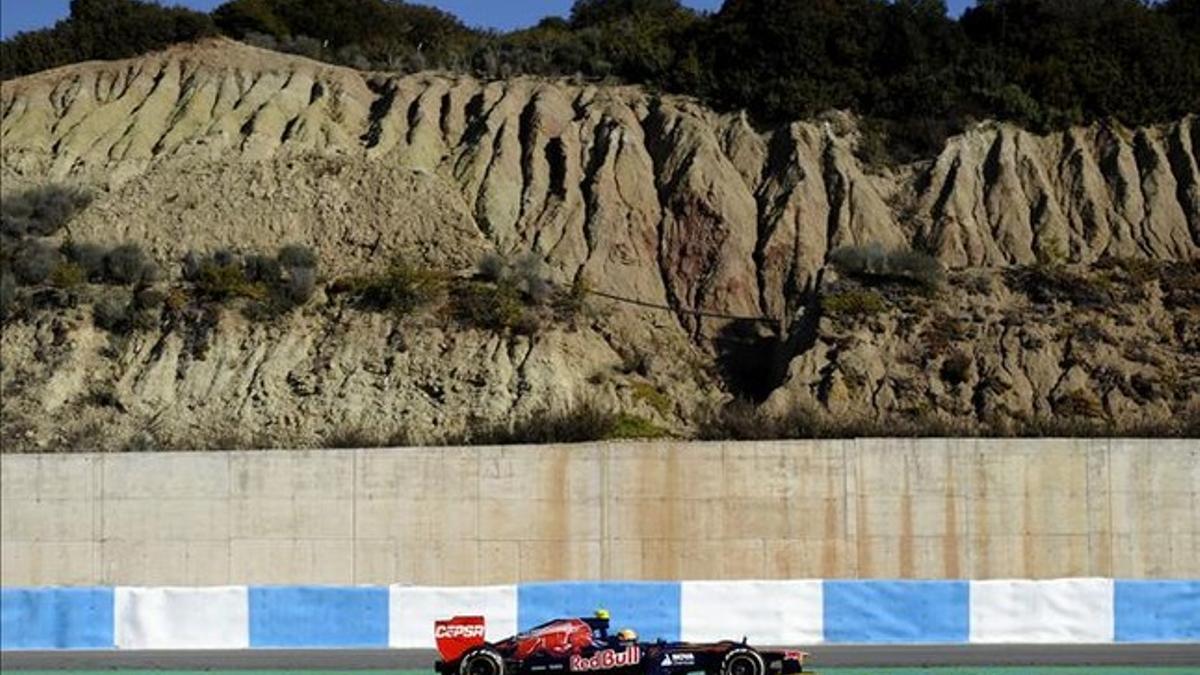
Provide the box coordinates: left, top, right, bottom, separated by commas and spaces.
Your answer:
3, 0, 1198, 162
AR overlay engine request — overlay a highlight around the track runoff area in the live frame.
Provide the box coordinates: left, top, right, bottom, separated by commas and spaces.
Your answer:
5, 645, 1200, 672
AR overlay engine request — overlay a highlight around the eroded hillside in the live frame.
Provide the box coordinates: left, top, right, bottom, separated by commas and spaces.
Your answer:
2, 40, 1197, 449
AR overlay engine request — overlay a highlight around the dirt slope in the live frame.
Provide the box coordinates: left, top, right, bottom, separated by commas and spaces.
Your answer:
2, 39, 1197, 449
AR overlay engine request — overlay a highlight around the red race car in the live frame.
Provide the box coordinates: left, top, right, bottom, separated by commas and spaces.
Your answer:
434, 613, 808, 675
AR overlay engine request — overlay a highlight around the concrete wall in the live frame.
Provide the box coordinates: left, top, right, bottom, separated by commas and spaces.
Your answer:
2, 439, 1196, 586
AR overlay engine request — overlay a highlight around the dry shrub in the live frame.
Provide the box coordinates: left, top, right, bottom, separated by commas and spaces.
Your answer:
0, 184, 92, 237
829, 243, 944, 290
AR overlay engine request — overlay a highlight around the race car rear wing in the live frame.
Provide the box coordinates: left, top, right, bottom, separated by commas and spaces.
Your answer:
435, 615, 486, 661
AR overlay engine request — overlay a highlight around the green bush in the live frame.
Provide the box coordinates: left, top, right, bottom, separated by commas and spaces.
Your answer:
243, 254, 282, 283
338, 258, 447, 315
93, 289, 134, 333
277, 243, 317, 270
104, 243, 158, 285
0, 269, 16, 321
510, 252, 552, 303
62, 241, 107, 280
476, 251, 507, 282
451, 280, 528, 331
1, 0, 217, 80
194, 261, 267, 301
181, 251, 204, 281
183, 246, 320, 314
133, 287, 166, 310
0, 185, 92, 237
474, 251, 553, 303
11, 240, 61, 285
284, 266, 317, 305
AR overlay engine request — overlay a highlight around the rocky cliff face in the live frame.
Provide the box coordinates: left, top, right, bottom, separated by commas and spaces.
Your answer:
2, 40, 1197, 449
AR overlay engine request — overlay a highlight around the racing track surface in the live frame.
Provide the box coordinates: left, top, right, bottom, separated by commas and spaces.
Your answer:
4, 645, 1200, 670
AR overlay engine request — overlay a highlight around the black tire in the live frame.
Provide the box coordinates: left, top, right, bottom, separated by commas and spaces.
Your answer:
720, 648, 764, 675
458, 648, 504, 675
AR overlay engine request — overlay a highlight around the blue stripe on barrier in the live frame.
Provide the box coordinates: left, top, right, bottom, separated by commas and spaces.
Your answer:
518, 582, 681, 642
248, 586, 389, 647
0, 587, 114, 650
823, 580, 969, 644
1114, 580, 1200, 643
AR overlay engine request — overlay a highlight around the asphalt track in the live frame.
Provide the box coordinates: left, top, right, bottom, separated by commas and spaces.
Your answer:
4, 646, 1200, 670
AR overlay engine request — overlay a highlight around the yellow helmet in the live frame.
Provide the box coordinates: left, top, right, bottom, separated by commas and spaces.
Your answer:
594, 608, 610, 620
617, 628, 638, 642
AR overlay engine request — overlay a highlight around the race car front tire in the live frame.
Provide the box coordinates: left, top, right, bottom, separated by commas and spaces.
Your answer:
458, 648, 505, 675
719, 648, 765, 675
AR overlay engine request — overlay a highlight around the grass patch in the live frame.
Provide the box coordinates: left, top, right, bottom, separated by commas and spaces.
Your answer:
185, 245, 320, 317
450, 280, 531, 332
194, 262, 269, 301
608, 414, 671, 440
630, 382, 672, 417
821, 289, 886, 318
335, 253, 589, 334
334, 257, 448, 315
450, 402, 671, 445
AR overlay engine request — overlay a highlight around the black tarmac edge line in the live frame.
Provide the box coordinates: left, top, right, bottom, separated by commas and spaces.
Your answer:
3, 645, 1200, 670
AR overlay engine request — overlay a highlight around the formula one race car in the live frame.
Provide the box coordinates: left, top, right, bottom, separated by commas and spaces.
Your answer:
434, 613, 808, 675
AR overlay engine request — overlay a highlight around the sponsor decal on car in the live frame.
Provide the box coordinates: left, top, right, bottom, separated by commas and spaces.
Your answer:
660, 653, 696, 666
436, 624, 486, 639
569, 646, 642, 671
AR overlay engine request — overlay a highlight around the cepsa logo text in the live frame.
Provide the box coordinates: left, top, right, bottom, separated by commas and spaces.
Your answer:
570, 647, 642, 671
436, 624, 486, 639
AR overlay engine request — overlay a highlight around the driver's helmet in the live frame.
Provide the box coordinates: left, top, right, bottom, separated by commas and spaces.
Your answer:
616, 628, 638, 643
594, 608, 610, 620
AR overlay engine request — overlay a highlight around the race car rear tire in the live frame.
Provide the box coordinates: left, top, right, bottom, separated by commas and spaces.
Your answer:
720, 648, 764, 675
459, 648, 504, 675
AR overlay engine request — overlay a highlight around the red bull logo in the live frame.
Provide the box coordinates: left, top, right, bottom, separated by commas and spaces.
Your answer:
569, 647, 642, 671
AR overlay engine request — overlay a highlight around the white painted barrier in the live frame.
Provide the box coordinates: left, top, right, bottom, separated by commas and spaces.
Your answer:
389, 585, 517, 648
970, 578, 1114, 644
114, 586, 249, 649
681, 581, 823, 644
